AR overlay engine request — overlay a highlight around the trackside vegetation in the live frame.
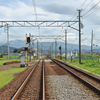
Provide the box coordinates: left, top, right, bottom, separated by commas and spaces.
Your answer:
61, 54, 100, 75
0, 59, 21, 65
0, 67, 27, 89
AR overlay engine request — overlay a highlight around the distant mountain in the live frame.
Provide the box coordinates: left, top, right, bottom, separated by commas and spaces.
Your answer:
9, 40, 26, 48
0, 45, 16, 53
0, 40, 100, 53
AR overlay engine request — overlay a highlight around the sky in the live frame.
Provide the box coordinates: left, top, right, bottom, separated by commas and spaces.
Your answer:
0, 0, 100, 48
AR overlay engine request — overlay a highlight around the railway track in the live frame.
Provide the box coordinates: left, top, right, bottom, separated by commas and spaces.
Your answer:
11, 59, 45, 100
0, 58, 99, 99
51, 58, 100, 95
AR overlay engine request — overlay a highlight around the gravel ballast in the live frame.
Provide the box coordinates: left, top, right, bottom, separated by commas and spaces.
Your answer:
44, 60, 100, 100
46, 75, 99, 100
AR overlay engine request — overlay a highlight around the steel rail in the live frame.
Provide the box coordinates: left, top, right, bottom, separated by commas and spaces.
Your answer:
51, 59, 100, 95
54, 59, 100, 82
42, 59, 45, 100
11, 60, 40, 100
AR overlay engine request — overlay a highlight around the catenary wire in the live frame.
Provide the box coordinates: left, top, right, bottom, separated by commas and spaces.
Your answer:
69, 0, 87, 21
84, 6, 100, 18
32, 0, 38, 20
68, 0, 87, 32
82, 0, 93, 12
79, 0, 88, 9
82, 1, 100, 16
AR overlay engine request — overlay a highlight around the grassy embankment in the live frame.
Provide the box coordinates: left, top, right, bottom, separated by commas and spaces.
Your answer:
0, 55, 20, 65
0, 59, 21, 65
0, 55, 33, 89
0, 67, 27, 89
61, 54, 100, 75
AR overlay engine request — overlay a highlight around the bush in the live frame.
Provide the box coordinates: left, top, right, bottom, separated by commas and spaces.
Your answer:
0, 55, 3, 58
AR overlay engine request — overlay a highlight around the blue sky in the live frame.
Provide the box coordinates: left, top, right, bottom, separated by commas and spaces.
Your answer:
0, 0, 100, 47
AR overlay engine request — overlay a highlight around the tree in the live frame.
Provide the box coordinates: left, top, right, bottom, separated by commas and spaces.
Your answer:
13, 49, 18, 53
17, 50, 21, 53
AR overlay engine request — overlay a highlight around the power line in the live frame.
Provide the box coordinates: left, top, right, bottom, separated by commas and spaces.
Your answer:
69, 0, 87, 21
62, 0, 87, 39
68, 23, 78, 33
79, 0, 88, 9
84, 6, 100, 18
82, 1, 100, 16
32, 0, 38, 20
69, 12, 78, 21
68, 0, 87, 33
82, 0, 93, 12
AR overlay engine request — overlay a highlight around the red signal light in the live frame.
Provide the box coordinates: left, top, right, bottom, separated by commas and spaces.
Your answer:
27, 37, 30, 43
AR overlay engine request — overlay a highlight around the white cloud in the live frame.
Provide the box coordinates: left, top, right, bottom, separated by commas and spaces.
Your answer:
0, 0, 100, 47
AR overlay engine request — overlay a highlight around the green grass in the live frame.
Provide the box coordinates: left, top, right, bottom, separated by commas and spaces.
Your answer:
0, 59, 21, 65
62, 59, 100, 75
0, 67, 27, 89
0, 55, 19, 60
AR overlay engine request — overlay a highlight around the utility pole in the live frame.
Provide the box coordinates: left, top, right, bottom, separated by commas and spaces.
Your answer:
41, 44, 42, 57
52, 43, 53, 57
26, 34, 27, 63
29, 33, 31, 61
32, 42, 34, 56
65, 29, 67, 61
2, 45, 3, 55
50, 46, 51, 57
78, 9, 82, 64
37, 40, 38, 59
55, 39, 56, 58
55, 39, 57, 58
91, 30, 93, 54
6, 24, 9, 59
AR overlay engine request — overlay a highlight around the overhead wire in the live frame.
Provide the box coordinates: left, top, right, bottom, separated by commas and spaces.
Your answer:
79, 0, 88, 9
32, 0, 38, 20
82, 0, 93, 12
82, 1, 100, 16
84, 6, 100, 18
69, 0, 87, 22
32, 0, 41, 42
67, 0, 88, 32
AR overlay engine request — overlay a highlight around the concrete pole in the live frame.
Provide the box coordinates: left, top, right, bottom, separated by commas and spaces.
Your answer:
56, 40, 57, 57
78, 10, 81, 64
52, 43, 53, 57
2, 45, 3, 55
7, 24, 9, 59
55, 39, 56, 58
37, 40, 38, 59
50, 46, 51, 57
29, 33, 31, 61
91, 30, 93, 54
33, 42, 34, 56
26, 34, 27, 63
41, 44, 42, 56
65, 29, 67, 61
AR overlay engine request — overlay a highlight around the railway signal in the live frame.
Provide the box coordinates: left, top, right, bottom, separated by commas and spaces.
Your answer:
59, 45, 62, 59
27, 37, 30, 43
59, 45, 61, 50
